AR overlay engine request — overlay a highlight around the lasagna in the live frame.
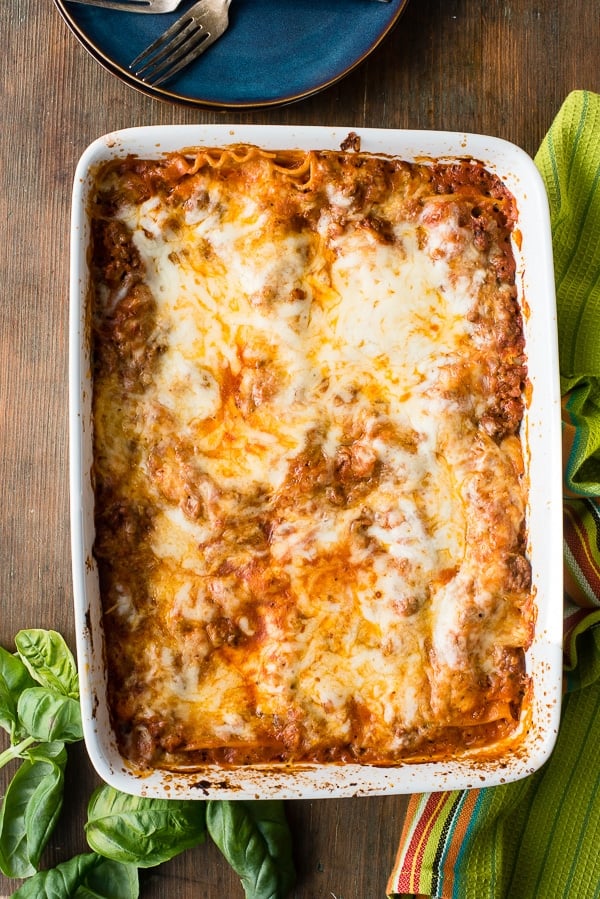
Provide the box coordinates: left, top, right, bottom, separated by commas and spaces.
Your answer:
88, 143, 534, 770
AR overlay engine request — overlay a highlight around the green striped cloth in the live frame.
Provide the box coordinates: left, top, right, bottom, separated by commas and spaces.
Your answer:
387, 90, 600, 899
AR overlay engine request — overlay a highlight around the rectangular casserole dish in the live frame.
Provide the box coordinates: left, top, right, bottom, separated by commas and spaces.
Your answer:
69, 124, 563, 799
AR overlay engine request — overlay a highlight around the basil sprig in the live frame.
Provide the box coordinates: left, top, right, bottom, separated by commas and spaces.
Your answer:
0, 629, 296, 898
0, 630, 83, 878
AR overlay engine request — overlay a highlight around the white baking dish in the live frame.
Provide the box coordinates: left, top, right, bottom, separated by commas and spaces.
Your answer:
69, 125, 563, 799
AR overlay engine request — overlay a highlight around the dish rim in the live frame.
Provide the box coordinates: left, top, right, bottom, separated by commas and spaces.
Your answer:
69, 124, 563, 799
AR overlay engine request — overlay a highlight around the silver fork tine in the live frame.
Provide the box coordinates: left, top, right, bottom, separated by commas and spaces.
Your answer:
129, 0, 230, 86
132, 21, 204, 82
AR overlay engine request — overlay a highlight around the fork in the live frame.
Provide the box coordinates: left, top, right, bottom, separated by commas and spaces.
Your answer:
129, 0, 232, 86
68, 0, 184, 13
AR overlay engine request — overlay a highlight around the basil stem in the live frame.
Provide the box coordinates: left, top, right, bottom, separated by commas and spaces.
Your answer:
0, 735, 37, 769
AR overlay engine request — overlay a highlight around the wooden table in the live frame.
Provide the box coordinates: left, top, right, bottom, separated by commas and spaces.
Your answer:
0, 0, 598, 896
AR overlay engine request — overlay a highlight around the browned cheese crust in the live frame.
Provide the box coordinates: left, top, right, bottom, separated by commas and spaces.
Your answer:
89, 146, 533, 769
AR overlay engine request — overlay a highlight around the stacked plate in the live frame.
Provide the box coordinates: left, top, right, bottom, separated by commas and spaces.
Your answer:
54, 0, 410, 109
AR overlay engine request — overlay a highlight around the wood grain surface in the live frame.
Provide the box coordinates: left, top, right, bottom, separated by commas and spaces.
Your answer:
1, 0, 598, 896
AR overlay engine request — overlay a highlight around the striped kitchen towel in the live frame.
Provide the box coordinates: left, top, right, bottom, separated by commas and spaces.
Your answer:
387, 90, 600, 899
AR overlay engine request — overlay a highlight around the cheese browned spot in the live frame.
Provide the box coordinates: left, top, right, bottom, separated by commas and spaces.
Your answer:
89, 145, 532, 768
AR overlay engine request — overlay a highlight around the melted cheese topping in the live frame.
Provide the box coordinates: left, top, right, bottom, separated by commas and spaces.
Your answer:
90, 147, 533, 767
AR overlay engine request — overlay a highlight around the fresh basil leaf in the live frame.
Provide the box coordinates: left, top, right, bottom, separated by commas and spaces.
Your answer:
10, 851, 139, 899
25, 740, 69, 762
0, 748, 66, 877
17, 687, 83, 743
85, 785, 206, 868
0, 648, 36, 740
0, 672, 20, 740
206, 800, 296, 899
73, 854, 139, 899
14, 630, 79, 699
24, 748, 68, 871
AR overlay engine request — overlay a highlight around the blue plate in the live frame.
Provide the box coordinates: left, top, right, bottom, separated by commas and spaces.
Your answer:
54, 0, 409, 109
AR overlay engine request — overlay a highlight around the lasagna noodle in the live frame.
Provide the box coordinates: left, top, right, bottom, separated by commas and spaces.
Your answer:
89, 145, 534, 768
